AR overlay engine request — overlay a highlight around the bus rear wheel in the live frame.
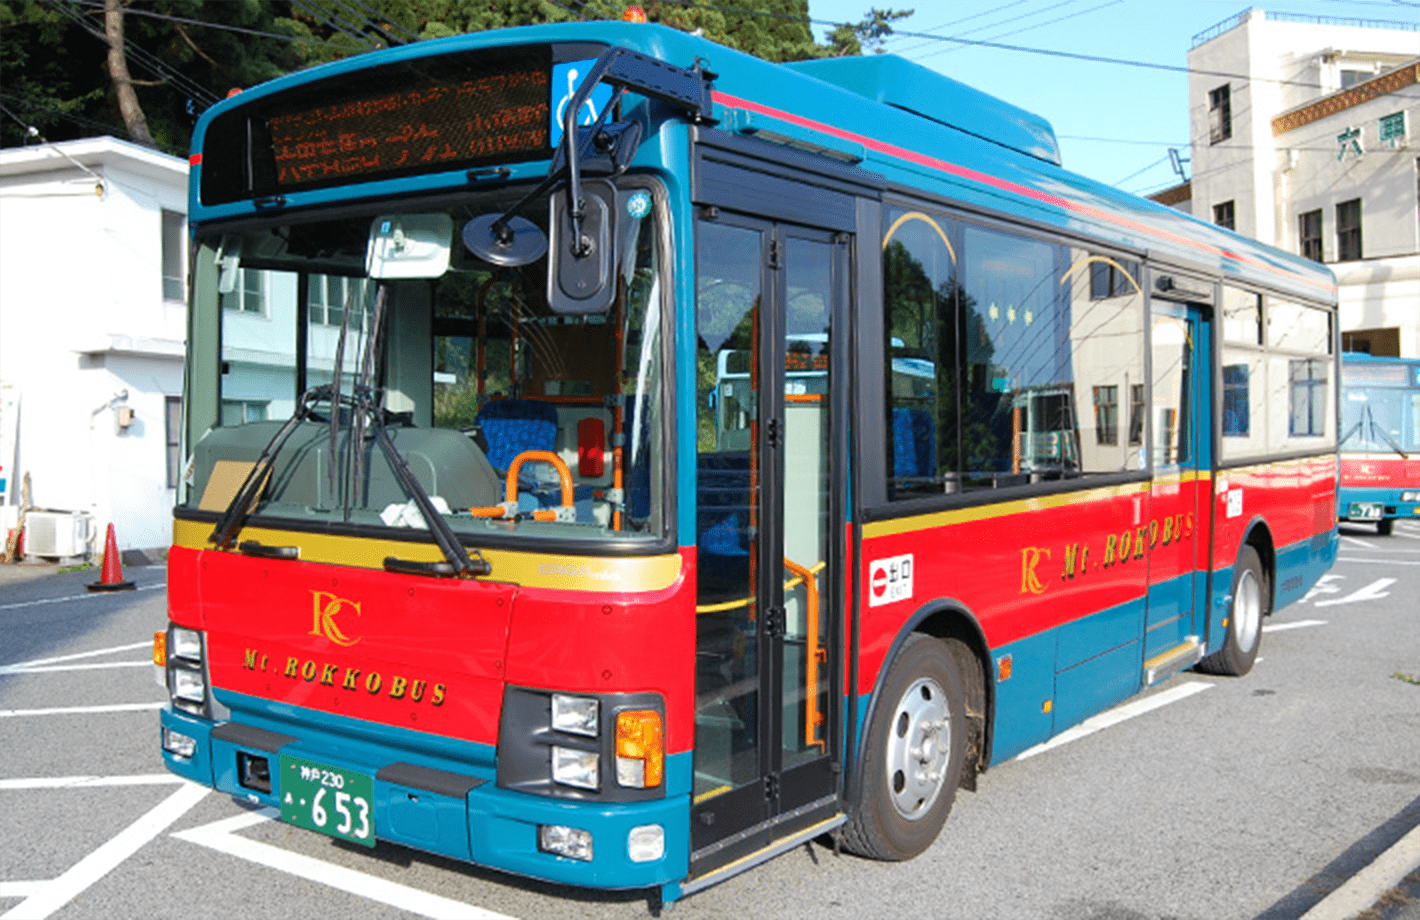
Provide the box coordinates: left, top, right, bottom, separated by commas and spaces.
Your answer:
1198, 545, 1267, 676
842, 633, 966, 861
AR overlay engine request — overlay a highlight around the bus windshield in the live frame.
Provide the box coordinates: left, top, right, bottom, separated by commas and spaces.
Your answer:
1341, 387, 1420, 455
181, 181, 669, 545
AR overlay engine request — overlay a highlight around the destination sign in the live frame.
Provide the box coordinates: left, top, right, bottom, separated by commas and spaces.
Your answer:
268, 67, 550, 189
198, 45, 568, 205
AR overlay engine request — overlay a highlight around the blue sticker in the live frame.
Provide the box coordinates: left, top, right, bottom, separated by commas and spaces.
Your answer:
551, 60, 615, 147
626, 191, 652, 220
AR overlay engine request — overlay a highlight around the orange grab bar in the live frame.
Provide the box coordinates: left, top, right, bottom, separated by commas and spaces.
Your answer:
782, 557, 825, 752
469, 450, 574, 519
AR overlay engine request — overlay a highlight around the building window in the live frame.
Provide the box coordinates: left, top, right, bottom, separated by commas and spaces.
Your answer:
309, 274, 361, 326
1209, 85, 1232, 144
1336, 199, 1363, 261
1222, 364, 1250, 436
1128, 383, 1145, 446
1299, 209, 1323, 263
1213, 200, 1235, 230
1289, 359, 1327, 437
220, 399, 269, 426
1089, 259, 1140, 300
161, 210, 185, 302
222, 269, 266, 314
165, 396, 182, 488
1093, 385, 1119, 445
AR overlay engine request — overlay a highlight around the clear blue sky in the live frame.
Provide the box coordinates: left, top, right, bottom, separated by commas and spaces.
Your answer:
805, 1, 1419, 196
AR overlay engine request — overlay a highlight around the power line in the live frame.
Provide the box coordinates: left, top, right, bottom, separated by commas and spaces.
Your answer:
64, 0, 355, 49
44, 0, 220, 106
908, 0, 1127, 63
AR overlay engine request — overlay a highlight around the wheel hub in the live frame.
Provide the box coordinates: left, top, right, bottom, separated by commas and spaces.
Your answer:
886, 677, 951, 820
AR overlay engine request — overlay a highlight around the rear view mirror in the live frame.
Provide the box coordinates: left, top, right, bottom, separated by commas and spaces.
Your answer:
548, 179, 616, 314
366, 213, 453, 279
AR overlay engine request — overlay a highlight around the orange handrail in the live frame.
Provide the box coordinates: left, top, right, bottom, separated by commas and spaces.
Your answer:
782, 557, 825, 752
469, 450, 574, 520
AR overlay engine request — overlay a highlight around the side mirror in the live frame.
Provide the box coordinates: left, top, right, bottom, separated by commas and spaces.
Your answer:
548, 179, 616, 315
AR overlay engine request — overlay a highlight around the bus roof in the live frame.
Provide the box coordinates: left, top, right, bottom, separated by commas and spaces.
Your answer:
190, 21, 1334, 304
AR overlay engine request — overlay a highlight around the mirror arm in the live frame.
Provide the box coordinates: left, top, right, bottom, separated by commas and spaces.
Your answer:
556, 48, 717, 258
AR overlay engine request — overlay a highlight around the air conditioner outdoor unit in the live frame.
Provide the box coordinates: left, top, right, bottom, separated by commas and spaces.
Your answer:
24, 510, 92, 559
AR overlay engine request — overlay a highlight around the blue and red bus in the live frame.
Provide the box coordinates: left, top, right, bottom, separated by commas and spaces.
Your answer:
1339, 354, 1420, 534
156, 20, 1339, 903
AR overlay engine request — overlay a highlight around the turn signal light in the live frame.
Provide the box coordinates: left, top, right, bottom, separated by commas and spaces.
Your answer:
153, 631, 167, 667
615, 710, 663, 787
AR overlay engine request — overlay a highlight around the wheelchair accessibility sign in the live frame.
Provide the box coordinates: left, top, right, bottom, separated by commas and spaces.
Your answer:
551, 60, 614, 147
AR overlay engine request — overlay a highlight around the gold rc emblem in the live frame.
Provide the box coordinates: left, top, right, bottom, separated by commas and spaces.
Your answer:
309, 590, 362, 647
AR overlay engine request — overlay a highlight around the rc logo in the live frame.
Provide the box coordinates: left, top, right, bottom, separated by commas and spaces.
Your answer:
868, 554, 914, 607
309, 591, 362, 647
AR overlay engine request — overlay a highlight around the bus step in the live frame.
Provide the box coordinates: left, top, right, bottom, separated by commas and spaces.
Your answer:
1144, 637, 1204, 685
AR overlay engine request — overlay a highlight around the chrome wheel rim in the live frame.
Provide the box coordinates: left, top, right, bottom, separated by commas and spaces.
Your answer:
1234, 568, 1262, 653
885, 676, 951, 820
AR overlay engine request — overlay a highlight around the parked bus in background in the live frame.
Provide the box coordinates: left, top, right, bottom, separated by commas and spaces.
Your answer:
155, 19, 1338, 905
1338, 354, 1420, 534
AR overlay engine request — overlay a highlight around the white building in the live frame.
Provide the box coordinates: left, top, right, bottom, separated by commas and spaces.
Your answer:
1158, 9, 1419, 357
0, 136, 188, 558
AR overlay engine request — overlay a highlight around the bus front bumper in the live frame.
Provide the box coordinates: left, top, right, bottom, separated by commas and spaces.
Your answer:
159, 707, 690, 891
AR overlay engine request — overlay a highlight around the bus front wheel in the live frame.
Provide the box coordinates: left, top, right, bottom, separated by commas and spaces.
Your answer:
1198, 545, 1268, 676
842, 633, 966, 861
1377, 518, 1394, 536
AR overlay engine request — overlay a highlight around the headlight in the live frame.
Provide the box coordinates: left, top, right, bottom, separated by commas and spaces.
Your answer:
538, 824, 593, 861
1402, 491, 1419, 502
551, 746, 599, 790
172, 666, 206, 704
171, 627, 203, 661
551, 694, 599, 737
162, 728, 197, 759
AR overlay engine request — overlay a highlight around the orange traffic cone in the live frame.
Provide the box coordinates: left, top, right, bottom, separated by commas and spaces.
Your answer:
87, 523, 135, 592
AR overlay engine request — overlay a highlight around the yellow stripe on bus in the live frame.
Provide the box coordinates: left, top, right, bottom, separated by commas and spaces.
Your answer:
861, 474, 1212, 540
170, 518, 683, 593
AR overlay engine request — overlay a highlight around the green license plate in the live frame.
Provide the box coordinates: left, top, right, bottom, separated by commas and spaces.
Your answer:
1349, 502, 1383, 521
279, 754, 375, 847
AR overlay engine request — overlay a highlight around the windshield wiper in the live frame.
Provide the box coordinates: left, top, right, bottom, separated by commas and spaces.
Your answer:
208, 385, 331, 550
1340, 404, 1410, 459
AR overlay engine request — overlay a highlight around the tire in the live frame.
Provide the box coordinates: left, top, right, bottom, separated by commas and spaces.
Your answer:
1377, 518, 1394, 536
1197, 545, 1268, 676
842, 633, 966, 861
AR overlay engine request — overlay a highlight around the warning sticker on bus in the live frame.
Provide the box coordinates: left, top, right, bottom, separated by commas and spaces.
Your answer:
868, 554, 914, 607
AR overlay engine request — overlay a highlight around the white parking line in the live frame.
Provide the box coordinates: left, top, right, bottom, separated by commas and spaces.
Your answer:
0, 884, 44, 899
1014, 681, 1213, 762
0, 703, 164, 719
2, 662, 151, 675
0, 641, 153, 672
172, 809, 519, 920
0, 782, 208, 920
1300, 821, 1420, 920
0, 583, 165, 612
0, 774, 182, 791
1342, 536, 1376, 550
1263, 619, 1328, 633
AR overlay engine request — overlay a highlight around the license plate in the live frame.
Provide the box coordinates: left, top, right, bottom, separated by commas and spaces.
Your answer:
1349, 502, 1383, 521
279, 754, 375, 847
